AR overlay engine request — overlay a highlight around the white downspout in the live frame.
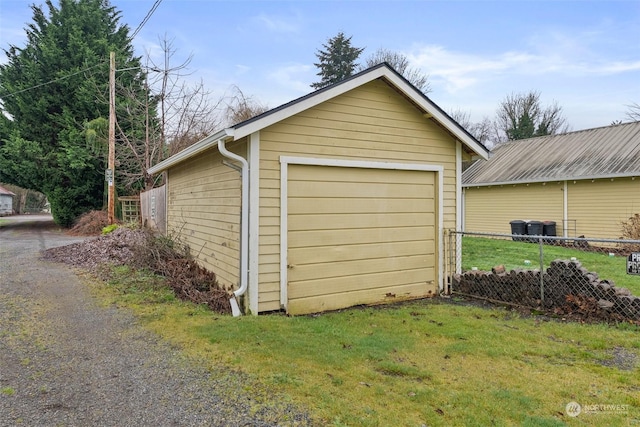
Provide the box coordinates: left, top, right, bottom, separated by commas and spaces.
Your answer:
218, 138, 249, 316
563, 180, 568, 238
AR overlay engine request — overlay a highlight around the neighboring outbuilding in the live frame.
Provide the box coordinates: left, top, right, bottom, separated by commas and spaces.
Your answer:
462, 121, 640, 240
148, 63, 489, 315
0, 185, 16, 216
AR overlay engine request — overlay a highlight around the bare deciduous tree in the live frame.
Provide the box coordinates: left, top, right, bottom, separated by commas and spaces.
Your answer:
96, 35, 271, 192
101, 36, 227, 191
448, 108, 497, 148
494, 91, 568, 143
361, 48, 431, 93
223, 85, 270, 126
625, 102, 640, 122
145, 36, 225, 158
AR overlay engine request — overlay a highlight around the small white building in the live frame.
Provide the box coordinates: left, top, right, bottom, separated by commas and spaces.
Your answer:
0, 185, 15, 216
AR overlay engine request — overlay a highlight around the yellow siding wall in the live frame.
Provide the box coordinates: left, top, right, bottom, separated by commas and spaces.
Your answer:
257, 79, 459, 312
464, 178, 640, 240
568, 178, 640, 239
166, 142, 245, 289
464, 183, 563, 234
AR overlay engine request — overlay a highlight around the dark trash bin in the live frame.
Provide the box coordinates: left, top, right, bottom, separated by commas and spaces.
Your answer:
542, 221, 557, 236
543, 221, 557, 243
509, 220, 526, 241
526, 220, 544, 242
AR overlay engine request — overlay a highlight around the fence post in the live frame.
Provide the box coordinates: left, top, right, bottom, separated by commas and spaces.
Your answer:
538, 237, 544, 304
445, 230, 455, 294
443, 229, 449, 293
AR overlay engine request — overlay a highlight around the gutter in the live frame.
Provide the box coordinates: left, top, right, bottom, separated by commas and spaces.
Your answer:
218, 138, 249, 317
148, 128, 232, 175
462, 172, 639, 188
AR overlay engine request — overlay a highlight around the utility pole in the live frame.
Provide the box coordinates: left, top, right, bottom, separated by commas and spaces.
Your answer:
107, 51, 116, 224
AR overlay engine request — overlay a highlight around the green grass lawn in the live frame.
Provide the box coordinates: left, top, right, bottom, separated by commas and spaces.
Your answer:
90, 266, 640, 427
462, 236, 640, 295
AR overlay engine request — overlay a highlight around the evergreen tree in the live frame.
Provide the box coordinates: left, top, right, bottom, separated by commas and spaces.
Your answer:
0, 0, 147, 226
311, 32, 364, 90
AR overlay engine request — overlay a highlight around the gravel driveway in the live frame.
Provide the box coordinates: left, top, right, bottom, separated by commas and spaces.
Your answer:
0, 215, 311, 426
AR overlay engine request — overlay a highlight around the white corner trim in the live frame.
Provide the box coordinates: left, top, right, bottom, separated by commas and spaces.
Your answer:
248, 132, 260, 315
436, 164, 444, 292
279, 158, 290, 308
279, 156, 445, 310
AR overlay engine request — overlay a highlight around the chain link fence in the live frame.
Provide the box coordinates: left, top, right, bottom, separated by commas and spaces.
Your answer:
444, 230, 640, 323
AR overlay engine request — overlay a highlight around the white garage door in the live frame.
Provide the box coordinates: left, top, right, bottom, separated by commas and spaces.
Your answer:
285, 163, 437, 315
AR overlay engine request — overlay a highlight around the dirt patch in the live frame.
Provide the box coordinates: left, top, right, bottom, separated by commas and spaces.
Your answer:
598, 347, 638, 371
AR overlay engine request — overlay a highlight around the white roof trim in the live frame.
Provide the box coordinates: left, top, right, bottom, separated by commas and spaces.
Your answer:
374, 70, 489, 160
232, 67, 390, 139
233, 65, 489, 160
147, 64, 489, 175
147, 128, 234, 174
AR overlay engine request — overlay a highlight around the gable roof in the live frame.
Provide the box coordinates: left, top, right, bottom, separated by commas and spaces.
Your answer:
0, 185, 16, 196
149, 63, 489, 175
462, 121, 640, 187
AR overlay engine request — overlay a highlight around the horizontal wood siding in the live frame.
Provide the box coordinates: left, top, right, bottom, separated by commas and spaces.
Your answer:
257, 79, 457, 312
464, 179, 640, 240
287, 165, 436, 314
568, 178, 640, 239
167, 143, 244, 289
464, 183, 563, 234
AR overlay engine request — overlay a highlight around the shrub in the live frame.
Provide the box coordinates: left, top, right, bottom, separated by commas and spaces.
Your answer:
130, 230, 231, 313
102, 223, 119, 234
68, 210, 112, 236
620, 213, 640, 252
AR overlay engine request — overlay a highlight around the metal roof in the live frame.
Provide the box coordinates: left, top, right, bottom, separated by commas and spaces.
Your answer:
0, 185, 16, 196
462, 121, 640, 186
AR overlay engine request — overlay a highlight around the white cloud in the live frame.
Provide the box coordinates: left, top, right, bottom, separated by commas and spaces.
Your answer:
596, 61, 640, 74
406, 40, 640, 95
406, 45, 526, 93
252, 13, 301, 33
235, 64, 251, 75
267, 63, 314, 94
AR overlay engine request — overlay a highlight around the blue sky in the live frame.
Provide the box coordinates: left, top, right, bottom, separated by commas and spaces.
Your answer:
1, 0, 639, 132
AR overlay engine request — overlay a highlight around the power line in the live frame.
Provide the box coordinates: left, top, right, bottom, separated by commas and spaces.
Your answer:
1, 0, 163, 100
0, 61, 106, 99
130, 0, 163, 40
